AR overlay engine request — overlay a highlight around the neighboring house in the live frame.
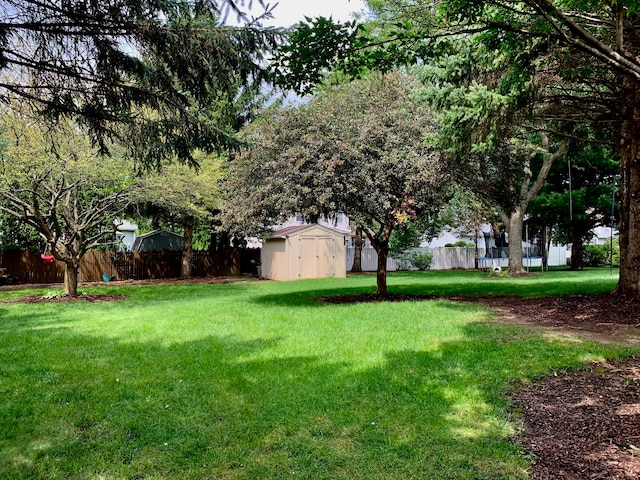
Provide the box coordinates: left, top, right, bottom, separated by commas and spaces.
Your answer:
132, 229, 183, 252
590, 226, 617, 245
261, 224, 347, 281
115, 219, 138, 251
276, 213, 352, 234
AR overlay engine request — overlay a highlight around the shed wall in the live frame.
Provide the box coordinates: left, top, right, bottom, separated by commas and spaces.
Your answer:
261, 225, 346, 281
262, 239, 288, 281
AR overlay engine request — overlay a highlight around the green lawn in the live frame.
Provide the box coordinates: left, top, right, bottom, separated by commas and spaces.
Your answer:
0, 269, 633, 479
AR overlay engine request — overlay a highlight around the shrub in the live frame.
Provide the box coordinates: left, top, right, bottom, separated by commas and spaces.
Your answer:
452, 240, 474, 247
393, 252, 412, 271
584, 241, 619, 267
409, 250, 433, 271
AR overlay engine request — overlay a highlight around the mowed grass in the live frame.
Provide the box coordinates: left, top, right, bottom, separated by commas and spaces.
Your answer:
0, 269, 633, 479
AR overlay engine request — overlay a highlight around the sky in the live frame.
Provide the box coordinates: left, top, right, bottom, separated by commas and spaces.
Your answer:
260, 0, 367, 27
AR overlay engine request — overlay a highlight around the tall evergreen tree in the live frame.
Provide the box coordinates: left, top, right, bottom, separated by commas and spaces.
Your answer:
0, 0, 281, 166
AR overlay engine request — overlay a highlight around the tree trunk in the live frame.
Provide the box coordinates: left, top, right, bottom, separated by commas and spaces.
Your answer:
473, 228, 479, 270
507, 206, 526, 274
570, 228, 585, 270
364, 222, 393, 296
615, 77, 640, 295
505, 135, 565, 276
181, 218, 194, 279
375, 242, 389, 296
209, 230, 218, 253
63, 262, 79, 296
350, 227, 364, 272
540, 226, 549, 269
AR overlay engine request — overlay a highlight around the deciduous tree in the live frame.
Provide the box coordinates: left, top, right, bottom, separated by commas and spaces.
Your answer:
128, 152, 224, 278
220, 72, 450, 294
0, 103, 133, 295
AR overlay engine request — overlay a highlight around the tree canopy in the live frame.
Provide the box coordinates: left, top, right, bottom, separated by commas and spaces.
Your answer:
273, 0, 640, 293
128, 151, 225, 278
0, 0, 281, 166
221, 72, 450, 294
0, 101, 134, 295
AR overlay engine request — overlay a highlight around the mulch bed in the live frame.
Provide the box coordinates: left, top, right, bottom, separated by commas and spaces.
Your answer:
5, 293, 127, 303
512, 358, 640, 480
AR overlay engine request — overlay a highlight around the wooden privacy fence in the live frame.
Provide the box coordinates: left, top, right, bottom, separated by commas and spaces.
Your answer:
0, 249, 257, 284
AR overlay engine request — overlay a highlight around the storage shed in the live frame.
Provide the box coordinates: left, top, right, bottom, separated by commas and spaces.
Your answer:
261, 224, 347, 281
132, 229, 183, 252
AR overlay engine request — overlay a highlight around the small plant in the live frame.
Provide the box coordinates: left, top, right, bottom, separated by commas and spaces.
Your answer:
445, 241, 474, 247
409, 250, 433, 271
487, 266, 508, 278
393, 252, 413, 271
41, 291, 65, 299
453, 240, 475, 247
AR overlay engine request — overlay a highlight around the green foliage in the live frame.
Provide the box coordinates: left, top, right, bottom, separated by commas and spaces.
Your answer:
0, 102, 134, 293
0, 211, 43, 252
409, 249, 433, 270
584, 241, 620, 268
128, 151, 224, 227
221, 72, 450, 238
452, 240, 474, 247
0, 0, 281, 167
272, 17, 365, 95
389, 215, 445, 257
527, 132, 619, 267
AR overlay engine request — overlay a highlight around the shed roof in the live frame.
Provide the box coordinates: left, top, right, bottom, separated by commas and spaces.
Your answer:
266, 224, 345, 240
132, 229, 183, 251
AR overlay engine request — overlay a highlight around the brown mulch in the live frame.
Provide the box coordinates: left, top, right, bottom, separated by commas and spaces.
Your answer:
5, 293, 128, 303
484, 294, 640, 480
512, 358, 640, 480
5, 279, 640, 478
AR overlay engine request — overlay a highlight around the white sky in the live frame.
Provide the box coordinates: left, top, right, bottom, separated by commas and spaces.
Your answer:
261, 0, 367, 27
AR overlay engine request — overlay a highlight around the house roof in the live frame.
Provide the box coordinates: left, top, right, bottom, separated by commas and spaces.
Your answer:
135, 229, 182, 240
266, 224, 345, 239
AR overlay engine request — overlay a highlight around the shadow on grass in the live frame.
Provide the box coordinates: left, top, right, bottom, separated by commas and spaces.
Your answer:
252, 270, 619, 308
1, 309, 628, 480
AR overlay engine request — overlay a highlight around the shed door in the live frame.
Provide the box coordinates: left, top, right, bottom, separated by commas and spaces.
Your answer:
298, 235, 336, 279
316, 236, 335, 278
298, 237, 317, 279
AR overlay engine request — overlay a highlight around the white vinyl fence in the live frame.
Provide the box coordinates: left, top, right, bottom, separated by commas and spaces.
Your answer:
346, 246, 567, 271
346, 247, 475, 272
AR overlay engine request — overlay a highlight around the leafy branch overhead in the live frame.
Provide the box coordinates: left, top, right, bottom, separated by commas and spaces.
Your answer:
0, 0, 283, 167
